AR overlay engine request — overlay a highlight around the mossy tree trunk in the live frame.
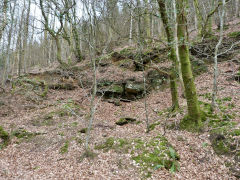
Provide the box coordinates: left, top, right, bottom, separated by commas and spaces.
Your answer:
177, 0, 202, 127
157, 0, 179, 110
55, 36, 64, 65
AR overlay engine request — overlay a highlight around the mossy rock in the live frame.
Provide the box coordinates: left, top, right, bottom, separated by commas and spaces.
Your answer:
147, 70, 168, 89
48, 83, 76, 90
97, 80, 113, 88
97, 84, 124, 99
116, 117, 136, 126
125, 81, 144, 95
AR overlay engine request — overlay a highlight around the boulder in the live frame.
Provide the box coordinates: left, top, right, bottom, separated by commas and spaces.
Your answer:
97, 84, 124, 98
125, 81, 144, 95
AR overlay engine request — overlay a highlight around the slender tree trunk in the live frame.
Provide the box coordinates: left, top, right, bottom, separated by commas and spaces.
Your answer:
136, 0, 150, 132
173, 0, 185, 96
4, 0, 17, 82
129, 3, 133, 45
212, 0, 226, 110
84, 0, 97, 152
22, 0, 31, 73
157, 0, 180, 110
0, 0, 8, 41
236, 0, 239, 17
55, 36, 64, 65
193, 0, 203, 37
144, 0, 151, 39
17, 6, 25, 77
177, 0, 202, 128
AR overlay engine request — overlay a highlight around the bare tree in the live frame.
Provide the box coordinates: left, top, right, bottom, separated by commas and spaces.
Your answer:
211, 0, 226, 110
0, 0, 8, 41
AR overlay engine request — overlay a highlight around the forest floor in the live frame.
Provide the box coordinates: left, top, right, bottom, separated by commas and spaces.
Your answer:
0, 23, 240, 180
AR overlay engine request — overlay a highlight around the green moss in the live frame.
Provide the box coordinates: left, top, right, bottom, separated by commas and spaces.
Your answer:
179, 114, 204, 132
111, 85, 123, 94
228, 31, 240, 38
222, 114, 234, 121
0, 126, 10, 148
148, 122, 161, 131
94, 135, 180, 177
119, 47, 134, 57
12, 128, 40, 139
32, 112, 55, 126
60, 141, 69, 154
212, 139, 230, 155
71, 122, 78, 127
230, 129, 240, 136
132, 135, 180, 176
95, 137, 115, 151
115, 117, 136, 126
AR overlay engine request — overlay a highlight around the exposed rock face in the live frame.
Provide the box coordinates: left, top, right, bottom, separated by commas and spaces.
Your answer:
125, 81, 144, 95
147, 70, 168, 90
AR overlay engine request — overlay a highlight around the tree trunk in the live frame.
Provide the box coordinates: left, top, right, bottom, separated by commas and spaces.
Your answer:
193, 0, 203, 37
144, 0, 151, 39
3, 0, 17, 82
212, 0, 226, 110
55, 36, 64, 65
157, 0, 180, 110
236, 0, 239, 17
0, 0, 8, 41
22, 0, 31, 73
177, 0, 202, 128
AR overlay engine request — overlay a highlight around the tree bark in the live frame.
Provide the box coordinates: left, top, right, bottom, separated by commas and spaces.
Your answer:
0, 0, 8, 41
212, 0, 226, 110
157, 0, 180, 110
177, 0, 202, 127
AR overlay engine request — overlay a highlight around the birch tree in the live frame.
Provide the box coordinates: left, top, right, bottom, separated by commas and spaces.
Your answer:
211, 0, 226, 110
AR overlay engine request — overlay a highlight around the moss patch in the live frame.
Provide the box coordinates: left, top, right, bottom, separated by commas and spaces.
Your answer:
94, 135, 180, 177
12, 128, 41, 140
179, 113, 204, 132
228, 31, 240, 38
0, 126, 10, 149
115, 117, 136, 126
60, 141, 69, 154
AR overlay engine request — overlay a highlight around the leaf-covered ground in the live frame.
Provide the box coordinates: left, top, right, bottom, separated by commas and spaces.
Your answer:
0, 58, 239, 179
